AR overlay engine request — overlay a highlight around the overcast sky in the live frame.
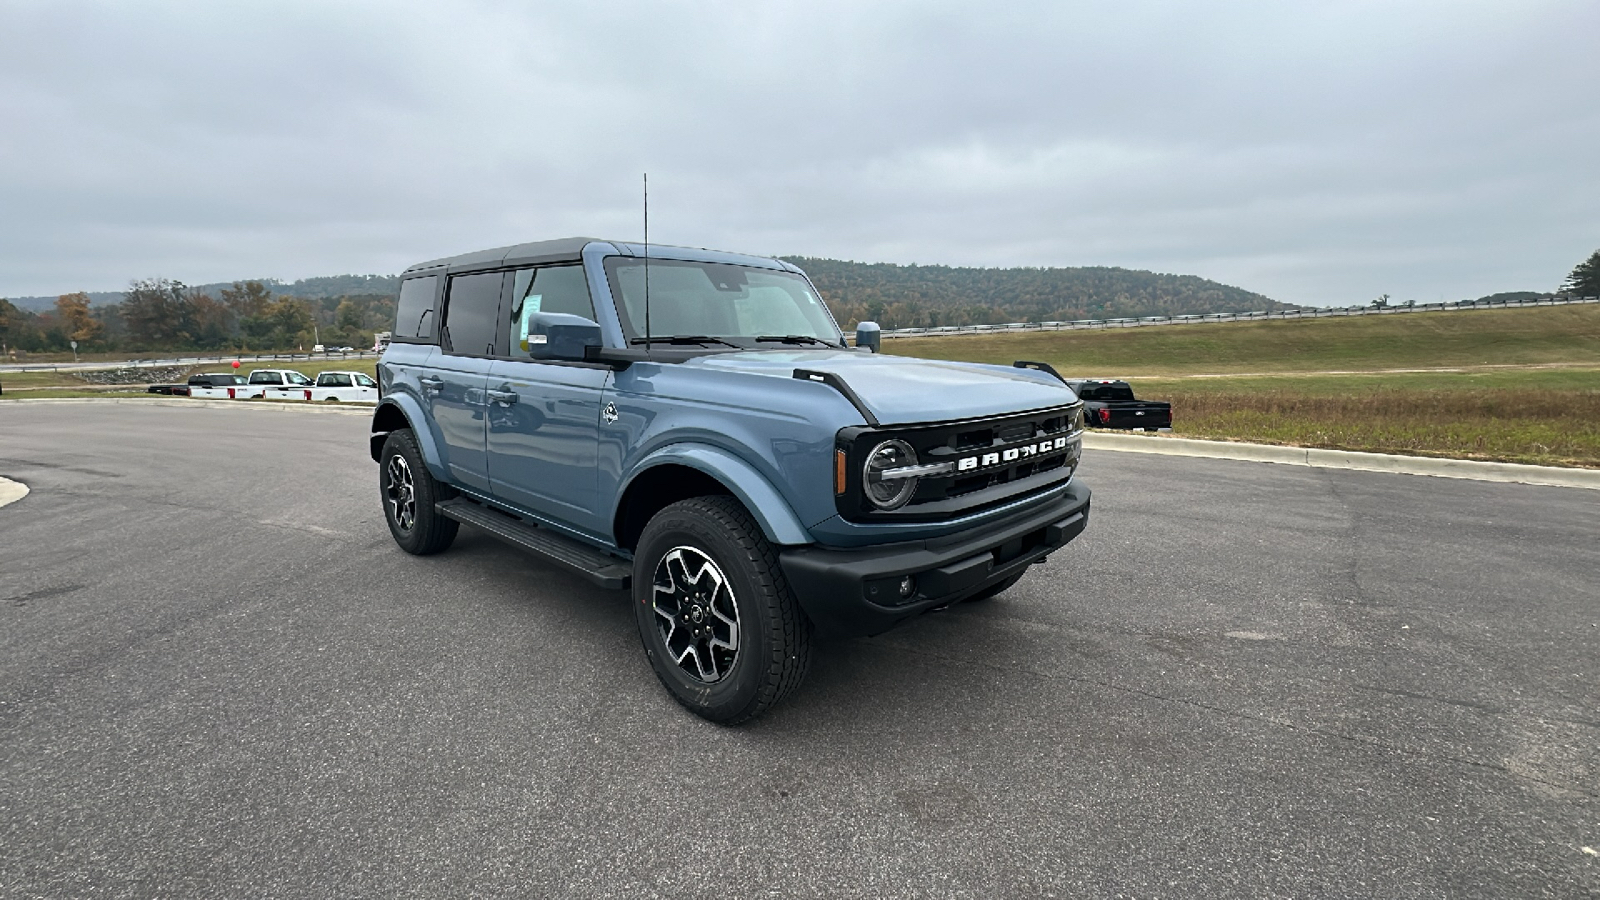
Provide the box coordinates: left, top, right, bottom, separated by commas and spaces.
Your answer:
2, 0, 1596, 306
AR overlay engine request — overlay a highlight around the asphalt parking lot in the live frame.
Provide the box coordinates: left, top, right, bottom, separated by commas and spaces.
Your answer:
1, 403, 1596, 899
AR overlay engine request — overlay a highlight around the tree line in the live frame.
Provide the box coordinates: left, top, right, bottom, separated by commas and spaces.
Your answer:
0, 279, 396, 357
5, 248, 1595, 357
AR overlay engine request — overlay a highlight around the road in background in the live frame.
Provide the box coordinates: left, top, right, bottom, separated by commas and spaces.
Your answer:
0, 351, 380, 374
1, 405, 1595, 898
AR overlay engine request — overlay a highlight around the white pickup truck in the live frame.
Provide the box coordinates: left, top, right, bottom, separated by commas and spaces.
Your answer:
185, 372, 253, 399
243, 368, 315, 399
309, 370, 378, 402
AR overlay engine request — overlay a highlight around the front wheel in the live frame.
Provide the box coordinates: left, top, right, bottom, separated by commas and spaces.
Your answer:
379, 429, 459, 555
633, 496, 812, 724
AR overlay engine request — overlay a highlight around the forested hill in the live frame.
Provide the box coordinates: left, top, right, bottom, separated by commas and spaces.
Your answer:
782, 258, 1298, 329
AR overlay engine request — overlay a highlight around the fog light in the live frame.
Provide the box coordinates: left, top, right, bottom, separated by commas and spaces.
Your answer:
898, 576, 916, 598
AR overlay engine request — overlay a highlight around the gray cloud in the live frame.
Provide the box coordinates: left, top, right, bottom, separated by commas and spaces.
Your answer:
2, 0, 1596, 305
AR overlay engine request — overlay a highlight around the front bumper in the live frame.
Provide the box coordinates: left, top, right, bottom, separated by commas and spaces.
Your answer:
779, 480, 1091, 638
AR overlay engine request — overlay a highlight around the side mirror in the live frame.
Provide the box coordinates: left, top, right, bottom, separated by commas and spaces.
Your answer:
522, 311, 604, 362
855, 321, 882, 353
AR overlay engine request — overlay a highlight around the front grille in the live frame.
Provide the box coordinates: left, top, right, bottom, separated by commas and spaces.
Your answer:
836, 405, 1083, 522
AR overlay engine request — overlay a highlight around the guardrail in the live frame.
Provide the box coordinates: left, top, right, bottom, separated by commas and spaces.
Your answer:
0, 350, 383, 374
877, 294, 1600, 339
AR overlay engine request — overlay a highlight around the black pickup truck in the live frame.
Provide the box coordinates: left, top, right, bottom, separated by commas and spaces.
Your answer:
147, 372, 250, 396
1065, 379, 1172, 431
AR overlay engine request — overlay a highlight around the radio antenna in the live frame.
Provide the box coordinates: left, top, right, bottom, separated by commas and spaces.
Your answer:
643, 173, 651, 349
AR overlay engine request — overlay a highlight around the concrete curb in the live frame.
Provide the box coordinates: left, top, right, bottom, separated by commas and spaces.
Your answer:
0, 476, 28, 509
3, 397, 373, 415
1083, 432, 1600, 490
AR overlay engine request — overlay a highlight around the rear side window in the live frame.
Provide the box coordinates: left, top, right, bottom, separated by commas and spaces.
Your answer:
504, 265, 594, 356
1078, 384, 1134, 402
394, 276, 440, 341
443, 272, 505, 357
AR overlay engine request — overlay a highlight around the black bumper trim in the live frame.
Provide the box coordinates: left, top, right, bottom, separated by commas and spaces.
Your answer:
779, 481, 1091, 638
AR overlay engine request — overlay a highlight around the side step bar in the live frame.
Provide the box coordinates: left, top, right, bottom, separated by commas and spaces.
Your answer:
435, 498, 632, 590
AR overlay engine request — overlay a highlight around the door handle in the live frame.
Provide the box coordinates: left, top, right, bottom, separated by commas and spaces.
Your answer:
487, 388, 519, 406
419, 377, 444, 395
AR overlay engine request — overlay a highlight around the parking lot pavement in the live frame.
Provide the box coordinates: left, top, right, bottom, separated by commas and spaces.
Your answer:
1, 404, 1596, 899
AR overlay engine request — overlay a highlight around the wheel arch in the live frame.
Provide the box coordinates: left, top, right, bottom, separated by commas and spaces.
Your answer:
612, 445, 813, 552
369, 397, 446, 481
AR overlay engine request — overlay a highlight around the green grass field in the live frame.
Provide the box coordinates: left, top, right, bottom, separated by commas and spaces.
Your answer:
7, 307, 1599, 467
888, 305, 1600, 468
887, 304, 1600, 376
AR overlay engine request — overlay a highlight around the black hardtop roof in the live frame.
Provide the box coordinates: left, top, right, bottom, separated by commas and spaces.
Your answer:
402, 237, 599, 276
400, 237, 799, 278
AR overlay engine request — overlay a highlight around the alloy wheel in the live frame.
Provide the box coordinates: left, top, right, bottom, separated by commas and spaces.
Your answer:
385, 454, 416, 532
651, 546, 739, 682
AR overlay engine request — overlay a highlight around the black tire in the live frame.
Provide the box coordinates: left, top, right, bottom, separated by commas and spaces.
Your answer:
379, 429, 459, 555
963, 572, 1024, 603
633, 496, 812, 724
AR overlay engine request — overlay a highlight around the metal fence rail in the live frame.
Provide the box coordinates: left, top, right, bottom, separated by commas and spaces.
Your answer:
877, 295, 1600, 339
1, 350, 383, 375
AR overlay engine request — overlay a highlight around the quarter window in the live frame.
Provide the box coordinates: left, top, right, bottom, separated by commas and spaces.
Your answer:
394, 276, 439, 341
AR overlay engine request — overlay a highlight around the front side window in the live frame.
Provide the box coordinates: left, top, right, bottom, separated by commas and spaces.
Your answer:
505, 265, 595, 356
285, 371, 313, 386
603, 258, 840, 347
353, 373, 376, 388
443, 271, 505, 357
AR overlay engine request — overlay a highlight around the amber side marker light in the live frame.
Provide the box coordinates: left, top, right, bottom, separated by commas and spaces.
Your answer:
835, 449, 848, 495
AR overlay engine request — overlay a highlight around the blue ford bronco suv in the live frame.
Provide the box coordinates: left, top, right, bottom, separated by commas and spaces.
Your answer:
371, 238, 1091, 723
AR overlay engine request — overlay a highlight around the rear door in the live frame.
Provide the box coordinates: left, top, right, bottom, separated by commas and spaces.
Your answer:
428, 271, 507, 492
484, 263, 611, 533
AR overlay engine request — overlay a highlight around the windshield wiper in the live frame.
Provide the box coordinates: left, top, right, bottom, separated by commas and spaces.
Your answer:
754, 334, 840, 347
630, 335, 742, 348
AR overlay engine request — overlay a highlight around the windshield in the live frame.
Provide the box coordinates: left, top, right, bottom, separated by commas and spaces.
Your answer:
603, 258, 841, 347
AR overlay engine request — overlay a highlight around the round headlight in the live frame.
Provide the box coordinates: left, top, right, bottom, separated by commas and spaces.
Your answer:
864, 439, 919, 510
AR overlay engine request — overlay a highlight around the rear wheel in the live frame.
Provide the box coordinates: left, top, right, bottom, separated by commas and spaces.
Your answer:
633, 496, 812, 724
379, 429, 458, 555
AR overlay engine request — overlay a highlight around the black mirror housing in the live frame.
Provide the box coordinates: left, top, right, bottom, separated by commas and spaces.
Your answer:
855, 321, 882, 353
522, 312, 604, 362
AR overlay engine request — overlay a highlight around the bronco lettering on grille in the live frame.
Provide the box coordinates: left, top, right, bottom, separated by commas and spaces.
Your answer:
955, 436, 1072, 472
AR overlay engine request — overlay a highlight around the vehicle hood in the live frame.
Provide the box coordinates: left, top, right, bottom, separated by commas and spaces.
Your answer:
687, 349, 1077, 425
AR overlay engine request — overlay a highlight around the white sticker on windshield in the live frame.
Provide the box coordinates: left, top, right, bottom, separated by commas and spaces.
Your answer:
518, 294, 543, 352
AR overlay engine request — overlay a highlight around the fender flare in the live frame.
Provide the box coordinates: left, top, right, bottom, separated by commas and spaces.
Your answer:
619, 443, 813, 546
370, 396, 449, 482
